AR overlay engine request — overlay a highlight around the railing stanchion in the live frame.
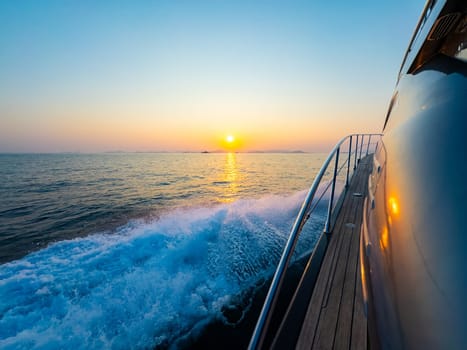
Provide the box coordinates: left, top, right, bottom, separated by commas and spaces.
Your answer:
345, 136, 352, 188
354, 135, 359, 170
359, 135, 365, 162
366, 135, 372, 156
325, 147, 340, 234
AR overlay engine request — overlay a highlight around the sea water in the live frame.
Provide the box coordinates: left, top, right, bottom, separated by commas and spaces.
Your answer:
0, 152, 329, 349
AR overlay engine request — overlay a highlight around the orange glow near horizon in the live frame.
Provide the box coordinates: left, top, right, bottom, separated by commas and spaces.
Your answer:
0, 88, 378, 153
2, 106, 372, 153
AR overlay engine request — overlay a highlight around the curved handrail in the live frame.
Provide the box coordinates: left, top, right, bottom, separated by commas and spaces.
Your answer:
248, 133, 382, 350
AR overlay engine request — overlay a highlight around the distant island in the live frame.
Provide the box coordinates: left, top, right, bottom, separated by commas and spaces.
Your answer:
6, 150, 311, 155
200, 150, 307, 154
101, 150, 309, 154
246, 150, 306, 154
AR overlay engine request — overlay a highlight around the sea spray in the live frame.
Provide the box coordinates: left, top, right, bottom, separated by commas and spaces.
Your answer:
0, 190, 325, 349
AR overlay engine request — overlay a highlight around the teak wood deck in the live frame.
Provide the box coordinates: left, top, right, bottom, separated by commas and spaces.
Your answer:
296, 155, 372, 350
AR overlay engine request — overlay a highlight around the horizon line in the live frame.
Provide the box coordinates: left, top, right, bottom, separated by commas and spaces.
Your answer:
0, 149, 326, 155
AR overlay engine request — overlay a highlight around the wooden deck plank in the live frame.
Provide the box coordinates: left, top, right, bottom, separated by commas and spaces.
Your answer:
295, 181, 357, 349
334, 187, 366, 349
296, 156, 372, 350
312, 213, 355, 349
295, 173, 360, 349
333, 161, 368, 350
347, 161, 370, 350
350, 260, 367, 350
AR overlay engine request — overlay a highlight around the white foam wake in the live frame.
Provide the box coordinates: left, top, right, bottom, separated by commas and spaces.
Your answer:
0, 190, 323, 349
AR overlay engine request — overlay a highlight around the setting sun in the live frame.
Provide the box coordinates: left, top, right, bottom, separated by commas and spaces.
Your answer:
226, 135, 235, 143
221, 134, 242, 151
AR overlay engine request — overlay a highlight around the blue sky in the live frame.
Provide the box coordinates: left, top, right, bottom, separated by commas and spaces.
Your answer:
0, 0, 425, 152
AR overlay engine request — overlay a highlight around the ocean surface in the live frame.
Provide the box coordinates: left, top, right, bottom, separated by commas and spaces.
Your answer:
0, 152, 331, 349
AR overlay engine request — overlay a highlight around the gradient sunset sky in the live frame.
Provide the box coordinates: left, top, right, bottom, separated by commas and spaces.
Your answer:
0, 0, 425, 153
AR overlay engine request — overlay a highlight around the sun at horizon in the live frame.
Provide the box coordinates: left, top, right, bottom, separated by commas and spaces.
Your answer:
221, 134, 240, 151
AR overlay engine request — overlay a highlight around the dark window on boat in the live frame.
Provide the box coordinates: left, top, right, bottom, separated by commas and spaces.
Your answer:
437, 13, 467, 63
399, 0, 439, 78
413, 0, 438, 44
409, 9, 467, 72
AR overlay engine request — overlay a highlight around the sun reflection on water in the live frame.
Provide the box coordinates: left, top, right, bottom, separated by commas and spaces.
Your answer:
220, 152, 239, 202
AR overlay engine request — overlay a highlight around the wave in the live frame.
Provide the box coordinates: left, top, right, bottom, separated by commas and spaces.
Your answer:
0, 190, 326, 349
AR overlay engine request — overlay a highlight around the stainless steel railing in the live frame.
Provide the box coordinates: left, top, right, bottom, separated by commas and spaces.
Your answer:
248, 133, 382, 350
